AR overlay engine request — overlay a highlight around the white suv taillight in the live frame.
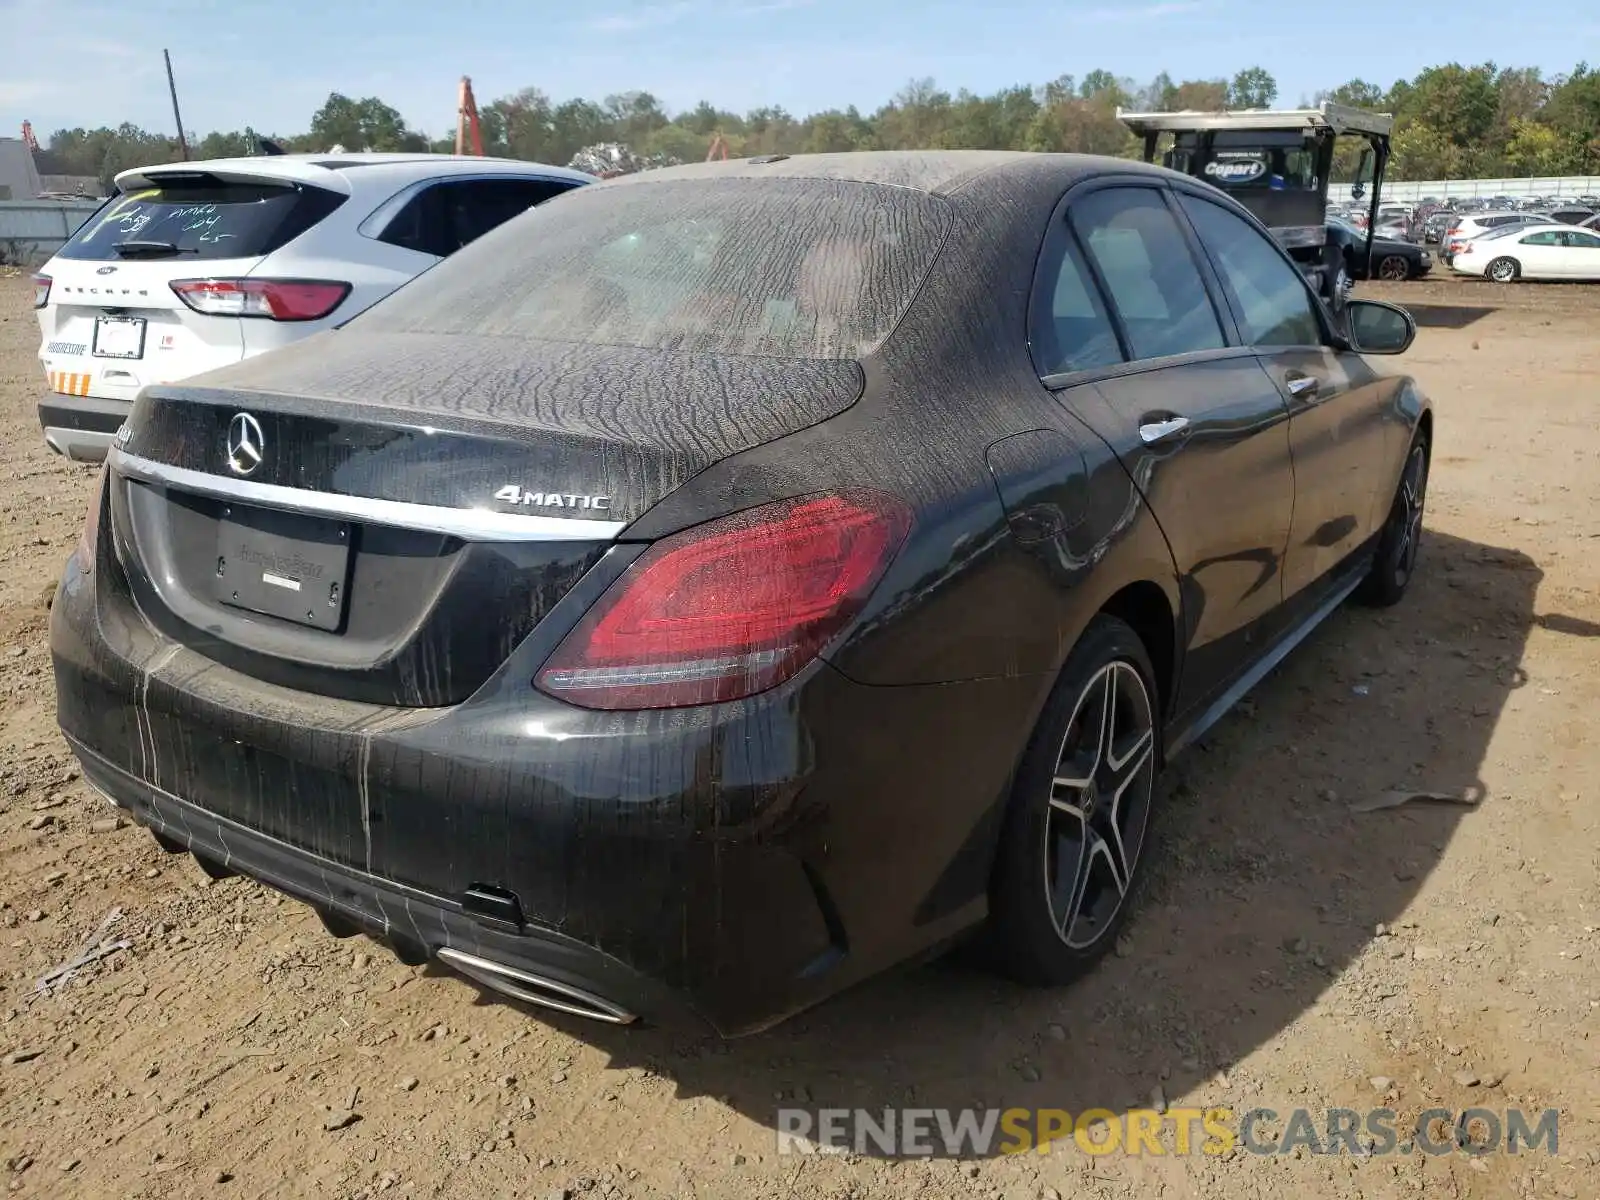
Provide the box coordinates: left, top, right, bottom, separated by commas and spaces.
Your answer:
170, 278, 351, 321
31, 274, 51, 308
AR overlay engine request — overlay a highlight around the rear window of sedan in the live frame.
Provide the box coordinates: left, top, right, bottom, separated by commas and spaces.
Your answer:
359, 177, 953, 360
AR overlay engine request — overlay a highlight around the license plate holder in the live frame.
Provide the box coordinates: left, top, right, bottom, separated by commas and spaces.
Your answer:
92, 316, 147, 360
215, 505, 352, 632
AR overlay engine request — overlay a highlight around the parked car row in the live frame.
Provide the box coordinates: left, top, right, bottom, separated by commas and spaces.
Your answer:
42, 148, 1434, 1034
1329, 195, 1598, 246
33, 154, 595, 462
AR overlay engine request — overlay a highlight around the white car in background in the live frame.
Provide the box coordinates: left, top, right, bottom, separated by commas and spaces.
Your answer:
1437, 210, 1553, 265
1450, 222, 1600, 282
33, 153, 592, 462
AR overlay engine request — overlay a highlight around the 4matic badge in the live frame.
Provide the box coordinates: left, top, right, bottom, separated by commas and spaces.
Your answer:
493, 486, 611, 511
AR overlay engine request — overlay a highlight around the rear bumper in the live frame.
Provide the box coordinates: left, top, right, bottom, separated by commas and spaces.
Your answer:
69, 735, 694, 1029
50, 535, 1041, 1035
39, 394, 129, 463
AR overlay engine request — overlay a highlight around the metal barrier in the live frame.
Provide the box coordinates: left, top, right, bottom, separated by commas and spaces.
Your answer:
1330, 176, 1600, 205
0, 200, 102, 268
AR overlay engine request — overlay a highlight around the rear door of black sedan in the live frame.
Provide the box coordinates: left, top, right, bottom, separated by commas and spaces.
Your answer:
1030, 180, 1295, 718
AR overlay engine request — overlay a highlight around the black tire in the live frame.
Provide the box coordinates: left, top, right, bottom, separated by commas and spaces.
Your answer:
1486, 256, 1520, 283
1356, 432, 1429, 608
985, 615, 1162, 985
1377, 254, 1411, 281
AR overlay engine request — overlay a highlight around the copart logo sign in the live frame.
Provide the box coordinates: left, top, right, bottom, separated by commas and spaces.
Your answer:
1204, 156, 1268, 184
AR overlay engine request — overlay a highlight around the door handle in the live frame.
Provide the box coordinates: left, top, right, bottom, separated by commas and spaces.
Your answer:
1285, 374, 1320, 398
1138, 416, 1191, 445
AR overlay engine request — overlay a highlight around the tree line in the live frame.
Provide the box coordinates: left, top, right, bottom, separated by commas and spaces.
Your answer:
33, 60, 1600, 192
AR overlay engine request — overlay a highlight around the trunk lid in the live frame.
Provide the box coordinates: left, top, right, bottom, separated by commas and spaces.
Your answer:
108, 330, 864, 707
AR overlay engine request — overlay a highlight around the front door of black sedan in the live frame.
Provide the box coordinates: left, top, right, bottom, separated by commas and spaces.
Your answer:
1035, 183, 1296, 716
1173, 191, 1392, 602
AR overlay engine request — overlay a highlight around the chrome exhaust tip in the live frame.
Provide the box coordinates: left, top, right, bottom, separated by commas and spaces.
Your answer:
435, 947, 639, 1026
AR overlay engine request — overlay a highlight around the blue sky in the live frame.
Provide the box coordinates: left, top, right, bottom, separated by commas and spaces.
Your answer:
3, 0, 1594, 143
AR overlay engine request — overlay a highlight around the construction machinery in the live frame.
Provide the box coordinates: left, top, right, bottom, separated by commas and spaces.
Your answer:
456, 76, 484, 157
1118, 101, 1392, 320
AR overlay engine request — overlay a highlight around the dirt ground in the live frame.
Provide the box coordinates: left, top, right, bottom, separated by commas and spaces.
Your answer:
2, 267, 1598, 1200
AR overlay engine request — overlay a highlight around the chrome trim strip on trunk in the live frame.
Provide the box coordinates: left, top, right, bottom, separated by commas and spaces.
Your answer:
106, 446, 627, 543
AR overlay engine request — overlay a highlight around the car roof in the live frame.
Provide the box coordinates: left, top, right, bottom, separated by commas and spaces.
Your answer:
592, 149, 1174, 198
113, 153, 594, 195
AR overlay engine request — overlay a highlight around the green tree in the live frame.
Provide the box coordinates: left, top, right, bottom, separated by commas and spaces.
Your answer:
307, 93, 425, 152
1227, 67, 1278, 109
39, 57, 1600, 185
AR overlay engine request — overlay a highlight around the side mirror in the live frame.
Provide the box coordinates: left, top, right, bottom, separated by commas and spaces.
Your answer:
1345, 299, 1415, 355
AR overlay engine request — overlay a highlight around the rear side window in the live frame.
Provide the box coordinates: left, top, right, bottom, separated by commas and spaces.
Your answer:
1070, 187, 1225, 361
55, 176, 345, 261
378, 177, 581, 259
1030, 231, 1124, 376
359, 177, 953, 361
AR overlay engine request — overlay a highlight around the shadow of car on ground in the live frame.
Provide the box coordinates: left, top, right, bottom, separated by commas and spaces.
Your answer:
442, 526, 1546, 1157
1395, 302, 1498, 330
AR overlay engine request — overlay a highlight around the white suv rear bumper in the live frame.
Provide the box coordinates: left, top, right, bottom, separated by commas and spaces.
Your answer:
38, 392, 131, 464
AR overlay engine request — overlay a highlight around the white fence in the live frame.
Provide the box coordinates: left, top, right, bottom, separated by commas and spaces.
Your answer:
0, 200, 102, 268
1330, 176, 1600, 204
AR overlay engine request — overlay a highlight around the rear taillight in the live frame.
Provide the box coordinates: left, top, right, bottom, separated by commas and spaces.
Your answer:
170, 278, 351, 321
536, 491, 913, 710
31, 274, 51, 308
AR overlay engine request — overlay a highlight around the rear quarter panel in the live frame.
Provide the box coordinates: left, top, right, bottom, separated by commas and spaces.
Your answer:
627, 160, 1182, 696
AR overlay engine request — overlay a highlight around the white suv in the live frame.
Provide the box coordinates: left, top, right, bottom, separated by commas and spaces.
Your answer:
33, 153, 592, 462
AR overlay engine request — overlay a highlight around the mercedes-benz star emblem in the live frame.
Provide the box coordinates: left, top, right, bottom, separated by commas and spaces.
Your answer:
226, 412, 265, 476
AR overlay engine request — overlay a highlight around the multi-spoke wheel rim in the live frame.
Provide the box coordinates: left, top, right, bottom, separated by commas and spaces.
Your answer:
1489, 259, 1516, 282
1394, 444, 1428, 583
1379, 256, 1409, 281
1044, 661, 1156, 950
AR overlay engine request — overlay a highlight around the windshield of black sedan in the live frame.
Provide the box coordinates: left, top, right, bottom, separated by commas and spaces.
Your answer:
360, 177, 953, 360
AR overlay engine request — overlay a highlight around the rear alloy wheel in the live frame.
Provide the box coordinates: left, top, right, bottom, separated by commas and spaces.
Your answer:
1377, 254, 1411, 281
1487, 256, 1520, 283
1356, 434, 1429, 607
986, 616, 1160, 984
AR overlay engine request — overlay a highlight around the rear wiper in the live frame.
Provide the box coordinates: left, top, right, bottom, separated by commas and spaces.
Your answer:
111, 240, 199, 258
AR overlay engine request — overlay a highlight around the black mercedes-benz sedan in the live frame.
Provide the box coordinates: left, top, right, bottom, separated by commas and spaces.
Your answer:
51, 151, 1432, 1036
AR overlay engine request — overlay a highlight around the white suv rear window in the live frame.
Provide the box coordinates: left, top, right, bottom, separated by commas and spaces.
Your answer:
56, 175, 344, 261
